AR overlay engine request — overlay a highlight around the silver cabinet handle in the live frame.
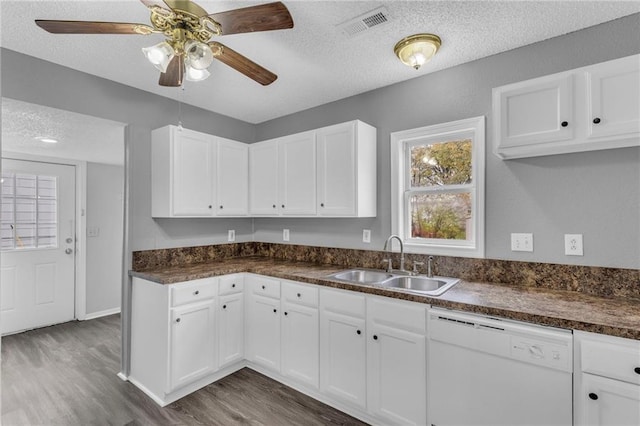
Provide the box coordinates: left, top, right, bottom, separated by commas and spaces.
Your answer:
65, 248, 73, 254
66, 237, 73, 243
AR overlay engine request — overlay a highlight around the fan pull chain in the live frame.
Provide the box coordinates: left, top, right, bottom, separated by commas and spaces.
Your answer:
177, 84, 184, 130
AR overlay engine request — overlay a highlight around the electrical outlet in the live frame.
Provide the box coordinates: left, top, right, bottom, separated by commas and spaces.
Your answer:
362, 229, 371, 243
283, 229, 290, 242
87, 226, 100, 238
228, 230, 235, 242
511, 233, 533, 252
565, 234, 583, 256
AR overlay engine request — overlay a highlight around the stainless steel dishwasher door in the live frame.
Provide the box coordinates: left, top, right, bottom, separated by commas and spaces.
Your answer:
427, 308, 573, 426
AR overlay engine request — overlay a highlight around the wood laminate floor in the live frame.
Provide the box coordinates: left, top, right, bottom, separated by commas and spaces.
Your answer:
1, 315, 367, 426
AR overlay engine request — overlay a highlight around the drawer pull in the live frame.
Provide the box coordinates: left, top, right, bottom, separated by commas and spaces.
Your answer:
356, 330, 361, 335
561, 121, 568, 127
593, 117, 601, 124
297, 293, 301, 298
194, 290, 199, 295
635, 367, 640, 375
273, 308, 277, 313
284, 312, 288, 316
223, 305, 227, 309
373, 335, 378, 341
176, 318, 181, 323
232, 283, 236, 288
588, 393, 598, 401
262, 285, 266, 290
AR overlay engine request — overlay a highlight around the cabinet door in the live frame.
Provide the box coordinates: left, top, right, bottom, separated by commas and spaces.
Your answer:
495, 73, 573, 149
281, 302, 319, 388
172, 128, 215, 216
279, 131, 317, 215
246, 294, 281, 371
215, 138, 248, 216
580, 374, 640, 426
218, 292, 244, 369
316, 122, 356, 216
168, 299, 217, 392
319, 309, 367, 409
586, 55, 640, 139
249, 140, 280, 215
367, 325, 426, 425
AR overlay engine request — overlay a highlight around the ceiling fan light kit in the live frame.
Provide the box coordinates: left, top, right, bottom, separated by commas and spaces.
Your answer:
35, 0, 294, 87
394, 33, 441, 70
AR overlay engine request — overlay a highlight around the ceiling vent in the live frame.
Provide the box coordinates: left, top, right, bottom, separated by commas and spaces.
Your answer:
337, 7, 391, 37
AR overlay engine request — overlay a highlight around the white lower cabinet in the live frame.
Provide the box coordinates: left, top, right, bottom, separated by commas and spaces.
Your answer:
575, 330, 640, 426
366, 296, 427, 426
281, 281, 319, 388
245, 275, 281, 371
169, 299, 217, 391
218, 274, 244, 369
319, 288, 367, 409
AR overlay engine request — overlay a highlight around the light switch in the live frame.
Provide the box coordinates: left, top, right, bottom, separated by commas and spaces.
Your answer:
511, 233, 533, 252
283, 229, 290, 242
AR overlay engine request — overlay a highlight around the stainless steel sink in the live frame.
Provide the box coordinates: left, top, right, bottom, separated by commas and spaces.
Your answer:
327, 269, 459, 296
329, 269, 393, 284
380, 276, 459, 296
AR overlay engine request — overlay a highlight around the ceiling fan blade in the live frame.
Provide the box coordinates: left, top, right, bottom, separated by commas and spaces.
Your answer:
211, 42, 277, 86
210, 2, 294, 35
159, 56, 185, 87
163, 0, 209, 17
35, 20, 154, 35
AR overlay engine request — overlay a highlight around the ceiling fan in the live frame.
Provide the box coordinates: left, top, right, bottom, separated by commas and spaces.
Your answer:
35, 0, 294, 87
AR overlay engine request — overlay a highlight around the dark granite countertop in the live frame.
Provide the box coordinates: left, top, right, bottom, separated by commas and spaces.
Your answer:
130, 256, 640, 340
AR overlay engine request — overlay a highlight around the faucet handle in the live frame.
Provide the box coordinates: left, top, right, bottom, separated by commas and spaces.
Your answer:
412, 261, 425, 274
381, 258, 392, 272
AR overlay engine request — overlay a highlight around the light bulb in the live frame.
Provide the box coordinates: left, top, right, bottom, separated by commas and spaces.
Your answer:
186, 65, 211, 82
184, 40, 214, 70
142, 42, 175, 73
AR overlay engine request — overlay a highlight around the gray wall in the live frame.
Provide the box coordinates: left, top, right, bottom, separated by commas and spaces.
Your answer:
86, 162, 124, 315
254, 14, 640, 269
0, 48, 255, 251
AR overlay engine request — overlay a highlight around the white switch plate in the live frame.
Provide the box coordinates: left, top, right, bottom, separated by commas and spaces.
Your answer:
283, 229, 290, 242
511, 233, 533, 252
228, 230, 235, 242
565, 234, 583, 256
87, 226, 100, 238
362, 229, 371, 243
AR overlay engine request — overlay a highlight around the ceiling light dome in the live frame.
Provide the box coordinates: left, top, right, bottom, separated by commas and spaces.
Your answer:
184, 40, 214, 70
394, 33, 441, 70
142, 41, 175, 73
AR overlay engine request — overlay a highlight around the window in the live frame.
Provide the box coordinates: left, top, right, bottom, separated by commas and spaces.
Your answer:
1, 172, 58, 250
391, 116, 485, 257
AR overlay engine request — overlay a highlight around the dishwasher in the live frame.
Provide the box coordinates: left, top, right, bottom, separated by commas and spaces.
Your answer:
427, 308, 573, 426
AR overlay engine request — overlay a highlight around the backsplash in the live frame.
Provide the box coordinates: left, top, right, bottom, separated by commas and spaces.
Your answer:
132, 242, 640, 300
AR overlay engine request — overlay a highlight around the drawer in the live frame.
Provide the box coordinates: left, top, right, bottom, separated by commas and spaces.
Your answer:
579, 333, 640, 385
247, 275, 280, 299
282, 280, 318, 308
219, 274, 244, 296
368, 295, 426, 335
170, 277, 217, 307
320, 287, 365, 318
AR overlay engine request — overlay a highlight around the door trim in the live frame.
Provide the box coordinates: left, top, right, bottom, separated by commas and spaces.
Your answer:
1, 152, 88, 320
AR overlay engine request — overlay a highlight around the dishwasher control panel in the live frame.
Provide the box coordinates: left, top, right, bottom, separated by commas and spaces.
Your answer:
510, 336, 571, 372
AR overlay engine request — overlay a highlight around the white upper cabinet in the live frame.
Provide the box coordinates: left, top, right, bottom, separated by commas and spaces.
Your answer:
151, 125, 248, 218
249, 139, 280, 215
494, 54, 640, 159
214, 138, 248, 216
152, 126, 216, 217
249, 120, 377, 218
316, 121, 376, 217
279, 131, 317, 216
586, 55, 640, 140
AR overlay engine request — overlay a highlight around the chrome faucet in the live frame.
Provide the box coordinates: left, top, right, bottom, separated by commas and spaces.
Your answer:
382, 235, 405, 272
427, 255, 434, 278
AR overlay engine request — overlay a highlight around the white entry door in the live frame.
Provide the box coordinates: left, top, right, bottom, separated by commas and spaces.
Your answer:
1, 159, 76, 334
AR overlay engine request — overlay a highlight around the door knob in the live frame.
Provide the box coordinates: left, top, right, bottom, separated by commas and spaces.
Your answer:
65, 248, 73, 254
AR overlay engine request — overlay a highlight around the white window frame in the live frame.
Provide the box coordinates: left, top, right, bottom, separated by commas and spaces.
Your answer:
390, 116, 485, 258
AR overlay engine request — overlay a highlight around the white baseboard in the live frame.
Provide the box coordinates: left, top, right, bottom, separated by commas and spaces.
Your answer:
84, 307, 121, 320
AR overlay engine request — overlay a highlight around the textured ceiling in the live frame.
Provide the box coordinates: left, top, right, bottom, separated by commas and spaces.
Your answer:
2, 98, 126, 166
2, 1, 640, 124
